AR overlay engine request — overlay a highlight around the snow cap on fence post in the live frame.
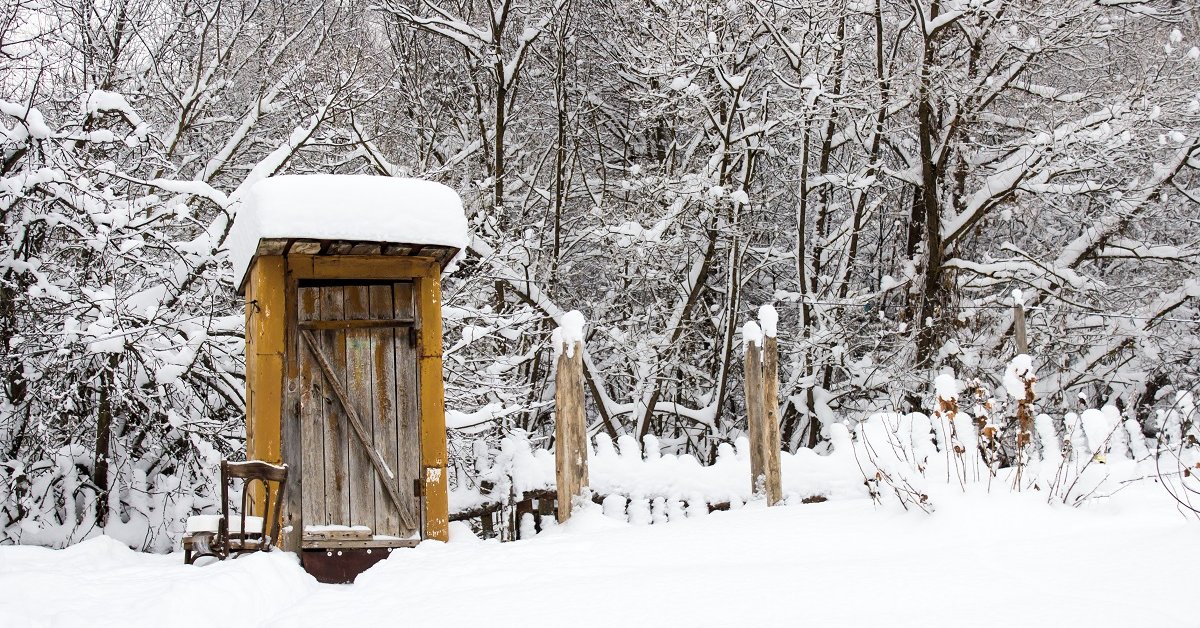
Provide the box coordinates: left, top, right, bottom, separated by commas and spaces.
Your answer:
934, 372, 960, 404
551, 310, 586, 358
1004, 354, 1036, 402
757, 304, 778, 338
742, 321, 763, 348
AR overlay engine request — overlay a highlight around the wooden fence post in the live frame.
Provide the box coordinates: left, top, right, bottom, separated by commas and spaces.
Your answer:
554, 312, 589, 522
1013, 301, 1028, 354
744, 320, 782, 505
1011, 290, 1033, 486
760, 331, 783, 506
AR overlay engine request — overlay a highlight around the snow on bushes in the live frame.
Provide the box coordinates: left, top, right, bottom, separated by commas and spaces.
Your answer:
451, 392, 1186, 527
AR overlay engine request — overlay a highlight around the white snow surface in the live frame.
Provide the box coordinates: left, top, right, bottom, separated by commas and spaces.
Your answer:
184, 515, 263, 534
757, 304, 778, 337
445, 402, 519, 435
449, 430, 862, 514
742, 320, 763, 348
550, 310, 586, 358
1004, 354, 1035, 401
933, 372, 959, 402
2, 484, 1197, 628
225, 175, 468, 288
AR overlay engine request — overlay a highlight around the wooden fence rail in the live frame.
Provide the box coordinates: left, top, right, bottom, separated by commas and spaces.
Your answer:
450, 489, 829, 540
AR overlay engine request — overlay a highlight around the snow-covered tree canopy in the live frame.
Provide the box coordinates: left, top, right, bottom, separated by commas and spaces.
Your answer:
1, 0, 1199, 547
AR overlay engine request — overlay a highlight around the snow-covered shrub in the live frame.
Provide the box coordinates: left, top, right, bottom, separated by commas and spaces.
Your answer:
1154, 391, 1200, 519
851, 366, 1173, 511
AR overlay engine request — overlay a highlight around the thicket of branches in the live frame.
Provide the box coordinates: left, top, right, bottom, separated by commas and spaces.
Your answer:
2, 0, 1199, 546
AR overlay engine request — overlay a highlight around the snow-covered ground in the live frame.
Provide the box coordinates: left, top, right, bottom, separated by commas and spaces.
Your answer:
2, 483, 1196, 628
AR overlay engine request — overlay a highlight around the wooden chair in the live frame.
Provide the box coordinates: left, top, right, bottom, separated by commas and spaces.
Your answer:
183, 460, 288, 565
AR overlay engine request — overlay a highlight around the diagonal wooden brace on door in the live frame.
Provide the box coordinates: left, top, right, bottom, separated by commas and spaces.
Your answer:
301, 329, 417, 532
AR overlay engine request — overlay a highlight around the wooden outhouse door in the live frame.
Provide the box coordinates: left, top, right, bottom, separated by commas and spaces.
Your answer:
295, 281, 421, 541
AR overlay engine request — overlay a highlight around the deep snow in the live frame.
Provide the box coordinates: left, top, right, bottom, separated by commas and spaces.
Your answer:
2, 485, 1196, 628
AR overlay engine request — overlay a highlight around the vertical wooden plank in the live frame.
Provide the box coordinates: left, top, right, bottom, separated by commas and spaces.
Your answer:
760, 335, 783, 506
246, 257, 286, 466
370, 284, 401, 537
298, 286, 325, 528
320, 286, 349, 525
343, 285, 375, 529
744, 339, 769, 499
279, 265, 303, 552
415, 263, 449, 541
393, 282, 421, 538
555, 341, 589, 522
245, 256, 286, 529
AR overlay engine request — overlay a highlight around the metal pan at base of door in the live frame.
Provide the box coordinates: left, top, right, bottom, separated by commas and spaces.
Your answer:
300, 547, 393, 584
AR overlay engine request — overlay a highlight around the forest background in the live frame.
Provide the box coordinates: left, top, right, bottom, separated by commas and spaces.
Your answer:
2, 0, 1199, 547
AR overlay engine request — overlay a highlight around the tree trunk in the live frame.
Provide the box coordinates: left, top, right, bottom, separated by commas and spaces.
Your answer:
94, 354, 119, 527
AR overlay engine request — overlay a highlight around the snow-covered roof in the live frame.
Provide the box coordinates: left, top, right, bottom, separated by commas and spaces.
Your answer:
226, 175, 468, 288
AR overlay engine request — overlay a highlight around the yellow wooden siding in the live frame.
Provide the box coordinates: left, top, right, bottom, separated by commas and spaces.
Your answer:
416, 265, 449, 541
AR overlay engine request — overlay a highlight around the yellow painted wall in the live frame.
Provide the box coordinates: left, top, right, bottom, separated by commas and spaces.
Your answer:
417, 263, 449, 541
245, 256, 286, 466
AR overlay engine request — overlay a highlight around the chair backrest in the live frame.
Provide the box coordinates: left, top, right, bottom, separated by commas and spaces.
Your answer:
219, 460, 288, 552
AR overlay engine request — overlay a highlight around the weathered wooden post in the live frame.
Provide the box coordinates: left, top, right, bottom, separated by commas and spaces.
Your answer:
1012, 288, 1029, 354
744, 322, 768, 495
1010, 289, 1034, 486
758, 305, 783, 505
553, 310, 589, 522
744, 310, 782, 505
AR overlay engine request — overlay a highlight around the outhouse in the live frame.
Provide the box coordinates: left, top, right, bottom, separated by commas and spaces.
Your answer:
227, 175, 467, 581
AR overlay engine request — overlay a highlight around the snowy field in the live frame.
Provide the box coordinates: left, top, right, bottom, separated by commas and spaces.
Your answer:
2, 483, 1196, 628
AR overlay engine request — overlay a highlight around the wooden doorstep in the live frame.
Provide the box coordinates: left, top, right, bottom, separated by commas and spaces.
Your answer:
300, 538, 421, 550
304, 527, 372, 541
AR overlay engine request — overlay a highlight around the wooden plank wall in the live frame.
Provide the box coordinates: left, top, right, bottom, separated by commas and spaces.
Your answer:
320, 286, 351, 525
297, 286, 325, 530
245, 257, 285, 466
343, 285, 374, 529
296, 281, 421, 537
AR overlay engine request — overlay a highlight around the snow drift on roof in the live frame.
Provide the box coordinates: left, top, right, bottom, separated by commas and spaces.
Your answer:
226, 175, 469, 287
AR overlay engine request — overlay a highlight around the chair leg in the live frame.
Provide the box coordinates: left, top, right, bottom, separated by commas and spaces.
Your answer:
185, 532, 223, 564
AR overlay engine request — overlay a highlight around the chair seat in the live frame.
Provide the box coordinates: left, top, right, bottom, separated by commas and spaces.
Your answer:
185, 514, 264, 535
